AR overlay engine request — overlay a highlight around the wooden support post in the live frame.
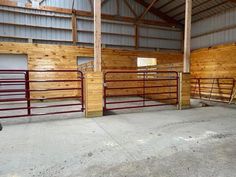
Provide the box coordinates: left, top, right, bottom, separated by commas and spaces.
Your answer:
71, 12, 77, 45
183, 0, 192, 73
178, 72, 191, 110
94, 0, 102, 72
85, 72, 103, 118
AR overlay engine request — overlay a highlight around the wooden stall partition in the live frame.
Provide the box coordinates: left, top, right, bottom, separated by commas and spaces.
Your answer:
191, 43, 236, 102
178, 72, 191, 109
0, 42, 183, 103
102, 50, 183, 99
0, 42, 93, 100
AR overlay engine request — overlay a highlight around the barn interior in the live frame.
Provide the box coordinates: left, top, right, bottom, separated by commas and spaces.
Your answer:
0, 0, 236, 176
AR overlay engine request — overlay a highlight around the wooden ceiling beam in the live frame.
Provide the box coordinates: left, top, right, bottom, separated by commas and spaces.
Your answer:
137, 0, 159, 22
0, 0, 178, 28
135, 0, 183, 27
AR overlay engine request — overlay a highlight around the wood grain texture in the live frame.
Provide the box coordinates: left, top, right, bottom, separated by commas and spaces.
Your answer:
0, 42, 92, 99
191, 43, 236, 79
181, 73, 191, 107
85, 72, 103, 118
102, 50, 182, 98
191, 43, 236, 102
0, 42, 182, 100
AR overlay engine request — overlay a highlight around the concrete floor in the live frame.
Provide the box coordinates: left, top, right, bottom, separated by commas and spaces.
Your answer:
0, 100, 236, 177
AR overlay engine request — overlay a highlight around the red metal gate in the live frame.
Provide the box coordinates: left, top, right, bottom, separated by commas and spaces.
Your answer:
0, 70, 84, 119
103, 70, 179, 111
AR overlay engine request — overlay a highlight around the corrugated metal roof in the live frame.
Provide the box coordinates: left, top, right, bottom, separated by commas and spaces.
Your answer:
7, 0, 236, 25
152, 0, 236, 24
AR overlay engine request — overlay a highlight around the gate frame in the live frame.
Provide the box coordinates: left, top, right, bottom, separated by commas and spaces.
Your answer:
191, 77, 235, 103
103, 70, 179, 112
0, 69, 84, 119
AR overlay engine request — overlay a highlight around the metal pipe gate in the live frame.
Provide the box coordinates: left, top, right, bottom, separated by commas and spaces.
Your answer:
103, 70, 179, 111
0, 69, 84, 119
191, 77, 235, 103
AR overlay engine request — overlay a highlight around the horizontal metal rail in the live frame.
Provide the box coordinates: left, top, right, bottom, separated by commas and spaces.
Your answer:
0, 87, 82, 92
105, 78, 177, 82
0, 80, 82, 83
0, 103, 83, 111
106, 97, 177, 105
106, 85, 177, 90
0, 96, 82, 102
105, 103, 178, 111
106, 92, 178, 98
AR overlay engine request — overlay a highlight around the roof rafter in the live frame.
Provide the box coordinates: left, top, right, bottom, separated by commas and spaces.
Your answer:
137, 0, 159, 22
124, 0, 137, 18
157, 0, 175, 10
179, 1, 228, 22
0, 0, 178, 28
172, 0, 210, 19
134, 0, 183, 27
164, 2, 185, 15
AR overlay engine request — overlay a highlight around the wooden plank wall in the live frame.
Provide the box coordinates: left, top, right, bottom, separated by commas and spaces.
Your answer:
102, 49, 183, 97
0, 42, 182, 100
2, 42, 235, 104
0, 42, 93, 99
191, 43, 236, 78
191, 43, 236, 101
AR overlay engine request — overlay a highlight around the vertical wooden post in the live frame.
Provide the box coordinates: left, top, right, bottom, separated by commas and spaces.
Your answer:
183, 0, 192, 73
72, 11, 78, 46
94, 0, 102, 72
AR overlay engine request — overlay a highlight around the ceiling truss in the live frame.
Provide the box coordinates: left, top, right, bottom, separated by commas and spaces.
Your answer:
0, 0, 236, 28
